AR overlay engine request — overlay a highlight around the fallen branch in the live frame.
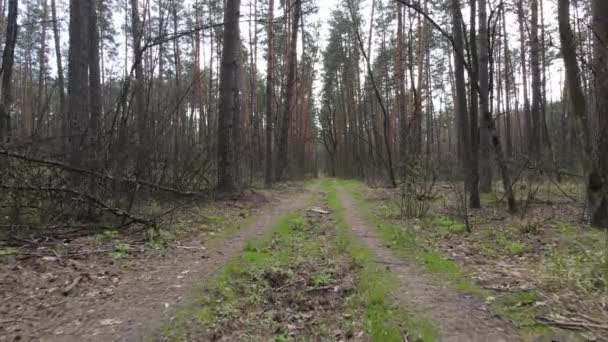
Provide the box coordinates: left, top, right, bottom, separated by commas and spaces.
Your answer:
62, 275, 83, 295
537, 315, 608, 331
0, 149, 206, 198
1, 185, 152, 226
274, 278, 306, 292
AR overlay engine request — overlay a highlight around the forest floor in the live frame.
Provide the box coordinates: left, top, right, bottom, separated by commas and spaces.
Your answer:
1, 178, 606, 341
0, 183, 314, 341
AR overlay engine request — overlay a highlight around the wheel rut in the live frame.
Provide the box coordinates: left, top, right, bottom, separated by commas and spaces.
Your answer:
336, 186, 520, 342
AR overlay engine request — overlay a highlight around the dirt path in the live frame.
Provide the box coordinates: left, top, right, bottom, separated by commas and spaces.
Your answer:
336, 187, 520, 342
34, 186, 316, 342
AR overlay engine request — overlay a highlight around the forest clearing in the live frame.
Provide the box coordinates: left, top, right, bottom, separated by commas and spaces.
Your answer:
1, 0, 608, 340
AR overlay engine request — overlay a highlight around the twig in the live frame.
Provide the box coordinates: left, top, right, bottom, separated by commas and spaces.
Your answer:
304, 284, 337, 293
273, 279, 305, 292
536, 316, 608, 331
62, 275, 83, 295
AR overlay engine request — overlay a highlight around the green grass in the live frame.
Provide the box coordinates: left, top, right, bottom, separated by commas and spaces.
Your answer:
541, 225, 608, 292
491, 292, 549, 333
507, 242, 526, 256
427, 217, 467, 235
332, 179, 608, 338
161, 213, 315, 340
332, 179, 487, 299
324, 179, 438, 342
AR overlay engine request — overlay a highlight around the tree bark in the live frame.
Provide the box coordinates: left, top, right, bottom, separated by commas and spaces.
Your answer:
478, 0, 492, 193
452, 0, 472, 198
591, 0, 608, 226
130, 0, 148, 175
35, 0, 48, 136
517, 0, 531, 154
530, 0, 542, 160
276, 0, 301, 180
265, 0, 275, 186
396, 4, 408, 171
501, 6, 513, 158
88, 0, 102, 163
217, 0, 242, 192
0, 0, 17, 143
468, 0, 481, 207
51, 0, 65, 129
66, 0, 89, 165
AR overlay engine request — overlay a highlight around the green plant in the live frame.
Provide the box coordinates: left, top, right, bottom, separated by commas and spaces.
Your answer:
111, 243, 130, 259
517, 222, 539, 235
287, 216, 305, 231
507, 242, 526, 256
430, 217, 466, 235
492, 292, 547, 332
96, 230, 118, 241
311, 271, 333, 287
0, 245, 16, 257
239, 208, 250, 218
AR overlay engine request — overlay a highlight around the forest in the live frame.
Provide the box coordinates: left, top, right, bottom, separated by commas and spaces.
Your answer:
0, 0, 607, 340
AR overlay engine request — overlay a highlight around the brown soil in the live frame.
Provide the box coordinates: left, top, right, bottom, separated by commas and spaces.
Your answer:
336, 187, 521, 342
0, 186, 315, 342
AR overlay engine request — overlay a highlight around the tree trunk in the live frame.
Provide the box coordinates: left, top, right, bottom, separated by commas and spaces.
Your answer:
66, 0, 89, 165
530, 0, 542, 161
217, 0, 242, 192
591, 0, 608, 226
88, 0, 101, 163
265, 0, 275, 186
35, 0, 48, 137
396, 4, 408, 171
517, 0, 531, 155
502, 6, 513, 158
276, 0, 301, 180
452, 0, 472, 200
478, 0, 492, 193
130, 0, 147, 175
468, 0, 481, 207
0, 0, 17, 143
51, 0, 66, 137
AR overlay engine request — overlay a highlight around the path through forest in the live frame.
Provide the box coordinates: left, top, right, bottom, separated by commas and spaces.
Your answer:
19, 182, 525, 341
335, 186, 520, 342
35, 187, 316, 342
